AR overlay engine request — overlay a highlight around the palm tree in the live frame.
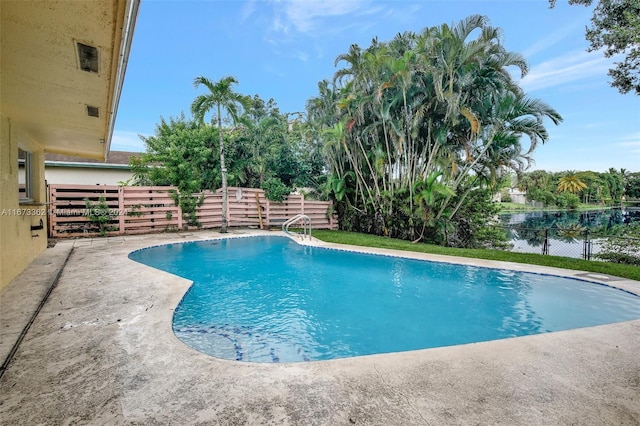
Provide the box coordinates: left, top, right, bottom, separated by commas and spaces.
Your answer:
558, 173, 588, 194
412, 171, 455, 242
309, 15, 562, 240
191, 75, 249, 233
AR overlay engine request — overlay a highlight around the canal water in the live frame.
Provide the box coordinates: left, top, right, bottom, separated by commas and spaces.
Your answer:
498, 207, 640, 258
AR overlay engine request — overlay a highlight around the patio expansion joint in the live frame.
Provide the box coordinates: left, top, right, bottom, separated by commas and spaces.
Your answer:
0, 246, 74, 379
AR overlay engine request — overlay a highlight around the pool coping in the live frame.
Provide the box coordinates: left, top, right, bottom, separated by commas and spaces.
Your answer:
1, 229, 639, 424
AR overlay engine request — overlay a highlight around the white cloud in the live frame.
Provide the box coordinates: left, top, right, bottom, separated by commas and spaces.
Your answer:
519, 50, 615, 92
283, 0, 369, 34
294, 49, 310, 62
263, 64, 288, 78
521, 17, 585, 59
241, 0, 257, 22
110, 131, 146, 152
616, 132, 640, 150
584, 121, 614, 129
247, 0, 405, 65
271, 15, 289, 34
262, 0, 394, 41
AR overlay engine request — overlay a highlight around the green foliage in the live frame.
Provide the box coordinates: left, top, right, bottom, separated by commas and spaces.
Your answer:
527, 187, 557, 207
565, 193, 581, 209
553, 191, 581, 209
500, 189, 512, 203
446, 188, 509, 249
235, 111, 324, 192
307, 15, 562, 248
266, 142, 302, 187
133, 93, 327, 229
131, 114, 220, 228
132, 114, 219, 191
191, 75, 252, 233
625, 172, 640, 198
518, 169, 631, 208
169, 190, 204, 228
551, 0, 640, 95
127, 204, 143, 217
585, 0, 640, 95
594, 223, 640, 265
326, 172, 354, 201
261, 177, 290, 202
555, 194, 568, 209
84, 196, 117, 236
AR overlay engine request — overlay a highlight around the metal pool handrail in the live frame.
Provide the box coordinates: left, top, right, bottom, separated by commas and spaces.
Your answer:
282, 214, 311, 240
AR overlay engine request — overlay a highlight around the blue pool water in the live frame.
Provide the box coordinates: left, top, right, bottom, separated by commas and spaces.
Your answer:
129, 236, 640, 363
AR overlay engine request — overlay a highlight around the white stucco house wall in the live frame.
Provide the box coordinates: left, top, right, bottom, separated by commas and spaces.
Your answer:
1, 0, 140, 290
493, 187, 527, 204
43, 150, 140, 185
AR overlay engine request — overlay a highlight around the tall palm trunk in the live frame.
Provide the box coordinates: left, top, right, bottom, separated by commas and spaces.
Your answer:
217, 104, 228, 233
192, 75, 249, 234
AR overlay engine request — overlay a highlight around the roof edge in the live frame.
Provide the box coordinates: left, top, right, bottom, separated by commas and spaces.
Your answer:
104, 0, 141, 160
45, 161, 132, 170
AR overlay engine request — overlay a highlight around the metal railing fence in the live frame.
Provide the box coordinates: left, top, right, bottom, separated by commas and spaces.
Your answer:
492, 224, 640, 262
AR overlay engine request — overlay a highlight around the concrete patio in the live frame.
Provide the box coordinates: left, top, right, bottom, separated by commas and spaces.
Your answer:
1, 229, 639, 425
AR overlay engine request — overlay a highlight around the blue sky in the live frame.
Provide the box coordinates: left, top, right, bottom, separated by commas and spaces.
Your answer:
112, 0, 640, 173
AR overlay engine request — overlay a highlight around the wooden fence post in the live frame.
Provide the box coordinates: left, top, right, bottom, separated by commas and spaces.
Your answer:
266, 198, 271, 229
226, 188, 231, 226
329, 202, 334, 229
118, 186, 125, 234
177, 189, 183, 230
255, 191, 264, 230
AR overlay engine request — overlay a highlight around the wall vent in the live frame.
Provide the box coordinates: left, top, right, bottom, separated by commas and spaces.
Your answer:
87, 105, 100, 117
77, 42, 99, 73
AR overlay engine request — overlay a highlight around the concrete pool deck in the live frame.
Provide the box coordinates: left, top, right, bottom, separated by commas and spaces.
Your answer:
1, 229, 639, 425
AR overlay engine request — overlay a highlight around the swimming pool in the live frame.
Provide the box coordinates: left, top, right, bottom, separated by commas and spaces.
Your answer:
129, 235, 640, 363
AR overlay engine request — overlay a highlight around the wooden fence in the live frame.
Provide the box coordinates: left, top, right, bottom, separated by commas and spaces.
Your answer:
48, 184, 337, 238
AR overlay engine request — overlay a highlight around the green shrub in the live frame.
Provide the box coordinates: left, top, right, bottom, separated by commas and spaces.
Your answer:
565, 193, 581, 209
169, 190, 204, 228
555, 194, 568, 209
261, 177, 291, 202
84, 196, 117, 236
500, 189, 511, 203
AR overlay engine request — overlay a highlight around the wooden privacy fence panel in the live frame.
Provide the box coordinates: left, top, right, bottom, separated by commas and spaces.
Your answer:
225, 187, 336, 230
226, 187, 265, 228
122, 186, 181, 235
195, 191, 223, 229
48, 184, 121, 237
48, 185, 337, 238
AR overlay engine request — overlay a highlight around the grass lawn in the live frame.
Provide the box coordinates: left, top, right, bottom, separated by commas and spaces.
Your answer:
312, 230, 640, 282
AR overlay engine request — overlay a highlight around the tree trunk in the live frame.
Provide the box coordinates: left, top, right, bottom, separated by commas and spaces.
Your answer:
218, 105, 228, 233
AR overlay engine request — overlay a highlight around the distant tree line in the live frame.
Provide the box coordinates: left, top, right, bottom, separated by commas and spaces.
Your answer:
515, 168, 640, 208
